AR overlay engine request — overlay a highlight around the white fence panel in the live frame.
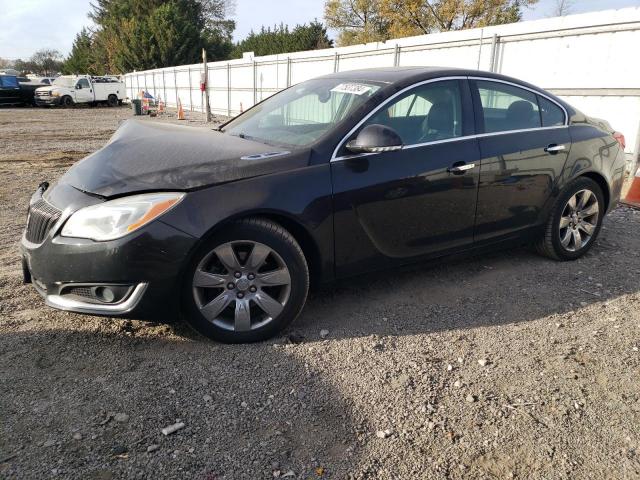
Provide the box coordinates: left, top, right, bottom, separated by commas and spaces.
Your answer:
124, 6, 640, 161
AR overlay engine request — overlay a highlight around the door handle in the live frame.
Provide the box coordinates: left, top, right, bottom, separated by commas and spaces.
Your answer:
447, 162, 475, 174
545, 144, 565, 153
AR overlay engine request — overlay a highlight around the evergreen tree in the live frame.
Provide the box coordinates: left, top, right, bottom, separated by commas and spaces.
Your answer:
85, 0, 234, 73
63, 28, 97, 74
232, 21, 333, 58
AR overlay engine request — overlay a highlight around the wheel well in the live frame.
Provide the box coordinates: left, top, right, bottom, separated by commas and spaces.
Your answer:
257, 214, 323, 289
580, 172, 610, 211
193, 213, 324, 289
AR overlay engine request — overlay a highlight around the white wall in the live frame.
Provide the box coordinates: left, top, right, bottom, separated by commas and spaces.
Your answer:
124, 6, 640, 163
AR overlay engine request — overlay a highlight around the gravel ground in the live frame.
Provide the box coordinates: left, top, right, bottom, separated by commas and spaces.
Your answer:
1, 106, 639, 480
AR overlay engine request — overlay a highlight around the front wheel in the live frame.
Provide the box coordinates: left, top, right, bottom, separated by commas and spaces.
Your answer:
182, 218, 309, 343
536, 177, 604, 261
60, 96, 73, 108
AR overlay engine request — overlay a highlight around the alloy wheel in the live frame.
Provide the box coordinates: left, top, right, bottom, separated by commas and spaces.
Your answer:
192, 240, 291, 331
558, 189, 599, 252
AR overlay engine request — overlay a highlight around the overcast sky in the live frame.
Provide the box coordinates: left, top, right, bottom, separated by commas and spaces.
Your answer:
1, 0, 639, 60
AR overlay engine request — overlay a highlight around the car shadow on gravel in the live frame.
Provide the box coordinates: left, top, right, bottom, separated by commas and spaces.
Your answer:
290, 235, 640, 342
0, 327, 362, 479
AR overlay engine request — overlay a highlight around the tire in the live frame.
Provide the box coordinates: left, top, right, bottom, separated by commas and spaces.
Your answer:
182, 218, 309, 343
536, 177, 605, 261
61, 96, 73, 108
107, 95, 118, 107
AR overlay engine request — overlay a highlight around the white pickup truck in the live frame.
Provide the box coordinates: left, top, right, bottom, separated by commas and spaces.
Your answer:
34, 75, 125, 107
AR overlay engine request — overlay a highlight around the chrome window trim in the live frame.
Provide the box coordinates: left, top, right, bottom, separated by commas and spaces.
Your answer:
468, 76, 569, 126
331, 76, 467, 160
332, 125, 568, 162
330, 75, 569, 162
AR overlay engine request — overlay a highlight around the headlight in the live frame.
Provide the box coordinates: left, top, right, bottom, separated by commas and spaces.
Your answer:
61, 192, 185, 241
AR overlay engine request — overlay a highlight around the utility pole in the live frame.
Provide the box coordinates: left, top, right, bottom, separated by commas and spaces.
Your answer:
202, 48, 212, 123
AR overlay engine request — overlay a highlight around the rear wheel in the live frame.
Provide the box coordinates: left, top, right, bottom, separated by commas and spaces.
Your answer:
182, 218, 309, 343
61, 96, 73, 108
536, 177, 604, 260
107, 94, 118, 107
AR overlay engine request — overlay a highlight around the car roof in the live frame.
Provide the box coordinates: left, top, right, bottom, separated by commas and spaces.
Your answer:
317, 66, 570, 112
320, 66, 530, 86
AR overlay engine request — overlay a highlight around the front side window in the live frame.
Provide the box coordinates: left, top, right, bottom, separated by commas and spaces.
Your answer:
477, 80, 541, 133
77, 78, 90, 89
361, 80, 463, 145
223, 79, 382, 147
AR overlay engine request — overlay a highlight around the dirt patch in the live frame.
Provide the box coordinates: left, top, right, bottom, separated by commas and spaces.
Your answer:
0, 106, 639, 479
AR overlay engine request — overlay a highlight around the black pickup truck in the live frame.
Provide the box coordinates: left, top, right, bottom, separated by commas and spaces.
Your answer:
0, 75, 46, 106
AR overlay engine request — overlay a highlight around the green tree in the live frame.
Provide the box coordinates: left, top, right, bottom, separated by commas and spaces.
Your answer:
63, 28, 97, 74
88, 0, 235, 73
232, 21, 333, 58
325, 0, 538, 46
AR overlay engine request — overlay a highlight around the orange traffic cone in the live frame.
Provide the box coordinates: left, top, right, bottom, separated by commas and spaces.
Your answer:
621, 164, 640, 209
177, 98, 185, 120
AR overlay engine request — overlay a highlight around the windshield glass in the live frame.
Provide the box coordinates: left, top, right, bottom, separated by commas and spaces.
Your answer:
53, 76, 76, 88
223, 78, 382, 147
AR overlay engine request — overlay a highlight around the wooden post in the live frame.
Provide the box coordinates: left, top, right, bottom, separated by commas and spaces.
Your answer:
203, 48, 212, 123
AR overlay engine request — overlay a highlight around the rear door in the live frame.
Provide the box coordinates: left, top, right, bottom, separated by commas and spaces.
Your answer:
470, 78, 571, 241
331, 78, 481, 277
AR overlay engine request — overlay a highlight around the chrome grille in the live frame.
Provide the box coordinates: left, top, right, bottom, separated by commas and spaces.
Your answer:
25, 198, 61, 244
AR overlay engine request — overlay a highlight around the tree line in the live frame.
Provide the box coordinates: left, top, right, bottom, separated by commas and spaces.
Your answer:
324, 0, 539, 45
3, 0, 546, 77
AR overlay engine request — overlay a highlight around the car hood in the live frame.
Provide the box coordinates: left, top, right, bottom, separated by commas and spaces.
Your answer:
60, 119, 308, 197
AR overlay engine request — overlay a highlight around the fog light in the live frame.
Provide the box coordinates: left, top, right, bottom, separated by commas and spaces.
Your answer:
95, 286, 116, 303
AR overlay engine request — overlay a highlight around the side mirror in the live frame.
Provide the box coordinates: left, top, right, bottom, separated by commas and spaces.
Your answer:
346, 124, 403, 153
75, 84, 82, 89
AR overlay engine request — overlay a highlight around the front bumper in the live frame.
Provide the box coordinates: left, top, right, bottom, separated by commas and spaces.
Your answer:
34, 96, 61, 106
20, 184, 198, 320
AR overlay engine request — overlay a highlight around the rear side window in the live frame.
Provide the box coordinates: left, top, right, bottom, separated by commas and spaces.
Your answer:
538, 96, 565, 126
476, 80, 541, 133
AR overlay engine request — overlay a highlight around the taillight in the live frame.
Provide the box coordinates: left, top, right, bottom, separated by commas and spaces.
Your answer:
613, 132, 626, 149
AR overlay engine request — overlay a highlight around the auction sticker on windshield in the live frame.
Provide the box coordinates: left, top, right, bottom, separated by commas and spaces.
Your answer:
331, 83, 373, 95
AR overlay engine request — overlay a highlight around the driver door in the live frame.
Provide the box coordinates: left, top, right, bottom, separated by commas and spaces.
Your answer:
74, 78, 94, 103
331, 78, 481, 277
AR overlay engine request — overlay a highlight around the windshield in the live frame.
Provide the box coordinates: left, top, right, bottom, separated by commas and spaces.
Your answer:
223, 78, 382, 147
53, 76, 76, 88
